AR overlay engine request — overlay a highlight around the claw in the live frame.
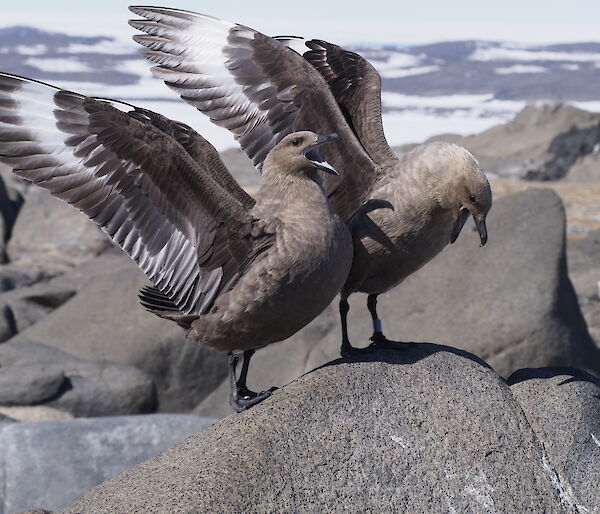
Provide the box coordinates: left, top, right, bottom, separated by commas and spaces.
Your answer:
369, 331, 415, 351
230, 386, 277, 413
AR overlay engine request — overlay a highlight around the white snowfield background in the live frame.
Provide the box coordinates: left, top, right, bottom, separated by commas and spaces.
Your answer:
2, 26, 600, 151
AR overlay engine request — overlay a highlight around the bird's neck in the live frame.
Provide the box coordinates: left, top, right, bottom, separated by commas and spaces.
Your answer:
254, 169, 329, 217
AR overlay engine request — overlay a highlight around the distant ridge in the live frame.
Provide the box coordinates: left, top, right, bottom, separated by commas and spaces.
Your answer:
1, 26, 599, 148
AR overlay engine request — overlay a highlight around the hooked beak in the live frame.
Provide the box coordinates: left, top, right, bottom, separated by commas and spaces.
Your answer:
450, 207, 488, 247
302, 133, 340, 175
474, 217, 488, 247
450, 206, 470, 244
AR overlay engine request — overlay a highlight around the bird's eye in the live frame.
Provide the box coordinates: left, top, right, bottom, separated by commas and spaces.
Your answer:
291, 138, 301, 146
469, 194, 476, 203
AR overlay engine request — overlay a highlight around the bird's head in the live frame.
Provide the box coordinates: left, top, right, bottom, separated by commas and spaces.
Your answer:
447, 151, 492, 247
416, 142, 492, 247
264, 131, 340, 178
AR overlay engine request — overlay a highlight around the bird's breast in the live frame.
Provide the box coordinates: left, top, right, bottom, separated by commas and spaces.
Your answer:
349, 192, 454, 294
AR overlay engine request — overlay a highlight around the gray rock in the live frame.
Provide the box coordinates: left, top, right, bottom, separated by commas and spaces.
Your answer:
524, 122, 600, 181
0, 405, 72, 422
64, 346, 567, 513
0, 303, 16, 342
563, 151, 600, 183
567, 229, 600, 303
0, 340, 156, 417
568, 229, 600, 274
509, 368, 600, 512
0, 250, 128, 341
0, 172, 22, 231
0, 286, 76, 341
0, 172, 23, 263
0, 361, 64, 405
0, 264, 61, 293
0, 414, 214, 514
567, 230, 600, 346
7, 188, 110, 269
427, 102, 600, 181
14, 256, 228, 412
0, 413, 16, 424
196, 189, 599, 418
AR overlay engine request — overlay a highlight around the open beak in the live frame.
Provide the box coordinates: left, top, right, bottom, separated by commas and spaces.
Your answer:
302, 133, 340, 175
450, 206, 470, 244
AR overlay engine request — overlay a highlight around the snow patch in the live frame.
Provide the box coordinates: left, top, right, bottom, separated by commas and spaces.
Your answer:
572, 101, 600, 112
471, 46, 600, 63
381, 110, 511, 146
382, 92, 525, 112
371, 52, 422, 72
495, 65, 548, 74
381, 65, 440, 78
59, 39, 135, 55
26, 58, 91, 73
0, 44, 47, 55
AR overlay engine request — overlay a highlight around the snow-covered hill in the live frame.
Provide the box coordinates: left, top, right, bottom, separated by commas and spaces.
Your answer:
2, 26, 600, 150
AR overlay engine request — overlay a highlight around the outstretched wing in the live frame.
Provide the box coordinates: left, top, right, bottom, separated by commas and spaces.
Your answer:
129, 6, 379, 221
0, 73, 264, 318
276, 37, 397, 167
129, 107, 255, 210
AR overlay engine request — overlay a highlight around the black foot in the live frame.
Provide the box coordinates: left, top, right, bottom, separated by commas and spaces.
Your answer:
341, 342, 376, 358
369, 331, 415, 351
230, 386, 278, 413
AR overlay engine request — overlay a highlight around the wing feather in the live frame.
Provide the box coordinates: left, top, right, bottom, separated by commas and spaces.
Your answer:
129, 6, 379, 221
277, 37, 397, 167
0, 73, 264, 318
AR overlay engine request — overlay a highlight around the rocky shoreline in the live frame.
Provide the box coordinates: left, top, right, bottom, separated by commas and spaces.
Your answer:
1, 102, 599, 512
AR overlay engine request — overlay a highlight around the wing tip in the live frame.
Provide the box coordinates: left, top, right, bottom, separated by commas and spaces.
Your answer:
129, 5, 227, 24
0, 71, 63, 94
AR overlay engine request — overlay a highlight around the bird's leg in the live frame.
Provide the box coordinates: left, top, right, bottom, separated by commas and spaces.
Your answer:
340, 297, 357, 357
367, 294, 414, 351
367, 294, 385, 343
340, 296, 375, 356
228, 350, 277, 413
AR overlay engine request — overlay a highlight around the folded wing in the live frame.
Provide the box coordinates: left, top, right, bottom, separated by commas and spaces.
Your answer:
0, 73, 265, 318
129, 6, 379, 221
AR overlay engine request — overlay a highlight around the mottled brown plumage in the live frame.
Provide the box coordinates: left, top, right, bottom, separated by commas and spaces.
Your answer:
129, 6, 492, 352
0, 73, 352, 409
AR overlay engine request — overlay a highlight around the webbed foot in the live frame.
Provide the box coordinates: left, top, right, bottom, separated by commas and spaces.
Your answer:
230, 386, 278, 413
369, 331, 415, 351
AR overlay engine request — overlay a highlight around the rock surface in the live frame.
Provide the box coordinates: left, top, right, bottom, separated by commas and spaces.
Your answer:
509, 367, 600, 512
0, 340, 156, 417
0, 413, 16, 424
0, 414, 214, 514
64, 346, 577, 513
0, 405, 73, 422
11, 255, 228, 412
426, 101, 600, 181
567, 229, 600, 346
6, 188, 110, 269
196, 189, 599, 418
